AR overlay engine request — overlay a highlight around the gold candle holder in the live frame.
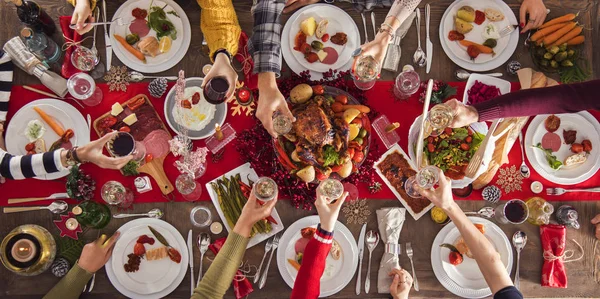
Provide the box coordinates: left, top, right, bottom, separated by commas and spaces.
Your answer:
0, 224, 56, 276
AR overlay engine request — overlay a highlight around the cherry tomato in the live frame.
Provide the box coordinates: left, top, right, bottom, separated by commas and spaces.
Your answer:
300, 43, 312, 55
347, 148, 355, 159
335, 94, 348, 104
181, 100, 192, 109
191, 92, 201, 105
321, 33, 330, 42
312, 85, 324, 95
119, 126, 131, 133
571, 143, 583, 153
145, 154, 154, 163
582, 140, 592, 152
331, 102, 343, 113
427, 143, 435, 153
460, 143, 470, 151
305, 52, 319, 63
444, 127, 453, 135
330, 164, 343, 172
449, 251, 463, 265
25, 143, 35, 152
474, 10, 486, 25
316, 170, 329, 181
467, 45, 480, 60
465, 136, 473, 143
447, 30, 465, 41
352, 151, 364, 163
427, 136, 434, 143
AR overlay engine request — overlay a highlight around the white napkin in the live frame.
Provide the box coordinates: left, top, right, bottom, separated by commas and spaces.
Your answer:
376, 207, 406, 293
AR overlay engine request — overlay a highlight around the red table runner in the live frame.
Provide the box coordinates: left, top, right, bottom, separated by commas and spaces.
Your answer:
2, 81, 599, 207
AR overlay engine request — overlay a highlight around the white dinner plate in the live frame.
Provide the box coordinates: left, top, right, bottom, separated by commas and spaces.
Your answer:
277, 215, 358, 297
106, 218, 188, 298
407, 115, 489, 188
110, 0, 191, 73
281, 4, 359, 80
164, 77, 227, 140
374, 143, 434, 220
205, 162, 284, 249
524, 112, 600, 185
462, 73, 511, 105
431, 217, 513, 298
5, 99, 90, 180
439, 0, 518, 72
287, 6, 358, 73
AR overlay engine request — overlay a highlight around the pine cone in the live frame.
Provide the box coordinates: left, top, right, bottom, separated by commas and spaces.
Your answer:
482, 185, 502, 204
148, 78, 168, 98
51, 258, 70, 278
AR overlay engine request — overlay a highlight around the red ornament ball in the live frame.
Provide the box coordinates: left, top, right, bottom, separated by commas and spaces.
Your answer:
238, 89, 250, 103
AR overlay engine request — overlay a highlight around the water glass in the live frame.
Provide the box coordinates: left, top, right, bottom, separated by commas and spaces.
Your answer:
318, 178, 344, 200
101, 181, 135, 208
176, 174, 202, 201
67, 72, 103, 106
253, 177, 278, 202
495, 199, 529, 224
272, 112, 293, 135
393, 66, 420, 99
352, 55, 380, 91
405, 166, 440, 198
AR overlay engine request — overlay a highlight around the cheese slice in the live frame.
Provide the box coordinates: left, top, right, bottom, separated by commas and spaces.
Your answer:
123, 113, 138, 126
34, 139, 46, 153
111, 103, 123, 116
316, 50, 328, 62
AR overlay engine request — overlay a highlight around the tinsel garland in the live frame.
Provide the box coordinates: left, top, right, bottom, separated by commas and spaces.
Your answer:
235, 69, 380, 210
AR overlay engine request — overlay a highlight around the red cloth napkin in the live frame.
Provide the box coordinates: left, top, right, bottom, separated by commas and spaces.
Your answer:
540, 224, 568, 288
59, 16, 82, 78
208, 237, 254, 299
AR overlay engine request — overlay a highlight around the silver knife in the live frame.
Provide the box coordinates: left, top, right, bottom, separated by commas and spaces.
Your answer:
187, 230, 194, 296
8, 193, 69, 204
355, 223, 367, 295
425, 4, 433, 74
102, 0, 111, 71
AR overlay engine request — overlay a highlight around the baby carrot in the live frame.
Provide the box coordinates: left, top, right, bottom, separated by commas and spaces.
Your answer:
542, 22, 577, 46
33, 106, 65, 136
531, 23, 566, 42
287, 259, 301, 271
114, 34, 146, 63
539, 13, 577, 29
550, 26, 583, 48
566, 35, 585, 45
459, 40, 494, 54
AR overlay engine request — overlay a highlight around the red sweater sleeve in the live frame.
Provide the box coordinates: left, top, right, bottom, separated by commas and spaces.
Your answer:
290, 225, 333, 299
473, 79, 600, 121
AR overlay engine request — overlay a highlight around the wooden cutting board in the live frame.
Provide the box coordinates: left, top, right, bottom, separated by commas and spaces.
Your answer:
93, 94, 174, 195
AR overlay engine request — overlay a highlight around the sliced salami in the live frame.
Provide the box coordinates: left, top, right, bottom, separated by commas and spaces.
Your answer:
129, 19, 150, 38
321, 47, 338, 65
143, 130, 171, 158
541, 132, 561, 152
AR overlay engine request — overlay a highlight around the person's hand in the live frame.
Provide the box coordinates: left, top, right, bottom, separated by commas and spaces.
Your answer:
389, 268, 413, 299
592, 214, 600, 240
415, 168, 455, 211
283, 0, 319, 14
256, 73, 295, 137
520, 0, 548, 33
202, 52, 238, 102
315, 190, 348, 232
77, 131, 133, 169
234, 191, 278, 238
445, 98, 479, 128
78, 232, 120, 273
70, 0, 94, 35
352, 32, 393, 72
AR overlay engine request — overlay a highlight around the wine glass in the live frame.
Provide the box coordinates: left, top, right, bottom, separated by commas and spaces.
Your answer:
253, 177, 278, 202
203, 76, 229, 105
352, 55, 380, 91
101, 181, 134, 208
176, 173, 202, 201
404, 166, 440, 198
71, 45, 97, 72
272, 112, 293, 135
427, 103, 454, 136
67, 72, 103, 106
393, 65, 420, 99
107, 132, 146, 162
318, 178, 344, 200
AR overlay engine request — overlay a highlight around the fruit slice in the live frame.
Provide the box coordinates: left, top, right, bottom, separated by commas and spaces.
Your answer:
300, 17, 317, 36
159, 36, 172, 53
343, 108, 361, 124
348, 124, 360, 141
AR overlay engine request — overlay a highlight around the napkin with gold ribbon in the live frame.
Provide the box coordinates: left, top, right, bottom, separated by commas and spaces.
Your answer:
376, 207, 406, 293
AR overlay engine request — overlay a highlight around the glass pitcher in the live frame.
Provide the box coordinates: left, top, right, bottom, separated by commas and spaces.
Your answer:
526, 197, 554, 226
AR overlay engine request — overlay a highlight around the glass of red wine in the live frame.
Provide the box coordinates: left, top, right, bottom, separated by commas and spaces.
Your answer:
495, 199, 529, 224
203, 76, 230, 105
108, 132, 146, 162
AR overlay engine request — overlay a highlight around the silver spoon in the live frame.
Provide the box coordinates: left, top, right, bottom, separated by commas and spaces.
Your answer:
454, 69, 503, 81
512, 231, 527, 291
91, 8, 100, 65
364, 230, 379, 293
113, 208, 164, 219
413, 8, 427, 67
3, 200, 68, 214
518, 132, 530, 178
464, 206, 495, 218
129, 71, 178, 82
196, 233, 210, 286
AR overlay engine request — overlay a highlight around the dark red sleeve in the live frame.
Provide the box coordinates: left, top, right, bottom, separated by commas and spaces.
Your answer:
290, 225, 333, 299
473, 80, 600, 122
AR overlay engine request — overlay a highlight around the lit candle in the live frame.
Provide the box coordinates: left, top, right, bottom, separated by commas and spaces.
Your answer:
215, 123, 224, 141
11, 239, 36, 263
237, 88, 251, 104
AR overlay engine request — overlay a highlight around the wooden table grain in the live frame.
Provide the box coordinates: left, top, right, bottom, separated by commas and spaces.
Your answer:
0, 0, 599, 298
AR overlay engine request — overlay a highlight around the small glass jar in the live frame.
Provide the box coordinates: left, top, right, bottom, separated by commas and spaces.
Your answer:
190, 206, 212, 227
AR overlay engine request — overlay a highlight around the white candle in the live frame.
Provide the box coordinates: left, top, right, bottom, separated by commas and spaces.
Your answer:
11, 239, 36, 263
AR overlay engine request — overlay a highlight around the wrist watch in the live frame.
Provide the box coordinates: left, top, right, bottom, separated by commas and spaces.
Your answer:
65, 146, 84, 166
212, 48, 232, 62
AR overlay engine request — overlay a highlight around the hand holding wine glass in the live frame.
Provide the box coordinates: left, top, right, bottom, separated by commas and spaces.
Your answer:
75, 131, 133, 170
445, 99, 479, 128
202, 53, 237, 105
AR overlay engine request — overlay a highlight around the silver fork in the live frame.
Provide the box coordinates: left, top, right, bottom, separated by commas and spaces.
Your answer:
406, 243, 419, 291
254, 237, 274, 283
258, 234, 279, 289
69, 17, 131, 29
499, 25, 518, 38
547, 187, 600, 196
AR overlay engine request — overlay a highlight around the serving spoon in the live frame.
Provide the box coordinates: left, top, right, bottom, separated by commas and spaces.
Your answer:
113, 208, 164, 219
413, 8, 427, 67
464, 206, 495, 218
3, 200, 68, 214
454, 69, 503, 80
365, 230, 380, 293
512, 231, 527, 290
129, 71, 178, 82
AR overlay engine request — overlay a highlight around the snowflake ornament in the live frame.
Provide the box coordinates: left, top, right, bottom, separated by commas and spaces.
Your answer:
496, 165, 523, 194
103, 66, 130, 92
342, 198, 371, 225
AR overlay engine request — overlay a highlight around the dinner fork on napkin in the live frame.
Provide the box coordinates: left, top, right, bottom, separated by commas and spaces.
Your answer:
376, 207, 406, 293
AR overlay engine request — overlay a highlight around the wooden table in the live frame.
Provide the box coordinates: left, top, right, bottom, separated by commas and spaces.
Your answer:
1, 0, 599, 298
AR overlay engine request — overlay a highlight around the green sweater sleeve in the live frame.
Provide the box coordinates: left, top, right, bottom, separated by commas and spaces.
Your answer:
43, 263, 93, 299
192, 232, 249, 299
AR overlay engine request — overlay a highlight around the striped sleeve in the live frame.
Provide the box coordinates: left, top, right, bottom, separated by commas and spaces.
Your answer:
0, 50, 13, 122
290, 224, 334, 299
0, 149, 67, 180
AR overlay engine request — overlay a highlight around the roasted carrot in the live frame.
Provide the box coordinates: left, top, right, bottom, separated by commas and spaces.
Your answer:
114, 34, 146, 63
287, 259, 301, 271
542, 22, 577, 46
33, 106, 64, 136
566, 35, 585, 45
459, 40, 494, 54
539, 13, 577, 29
341, 104, 371, 113
550, 26, 583, 47
530, 23, 567, 42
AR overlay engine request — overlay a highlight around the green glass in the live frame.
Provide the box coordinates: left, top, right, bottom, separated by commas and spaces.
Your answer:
75, 200, 112, 229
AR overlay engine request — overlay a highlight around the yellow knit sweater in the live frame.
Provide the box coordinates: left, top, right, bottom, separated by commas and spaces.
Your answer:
197, 0, 241, 61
